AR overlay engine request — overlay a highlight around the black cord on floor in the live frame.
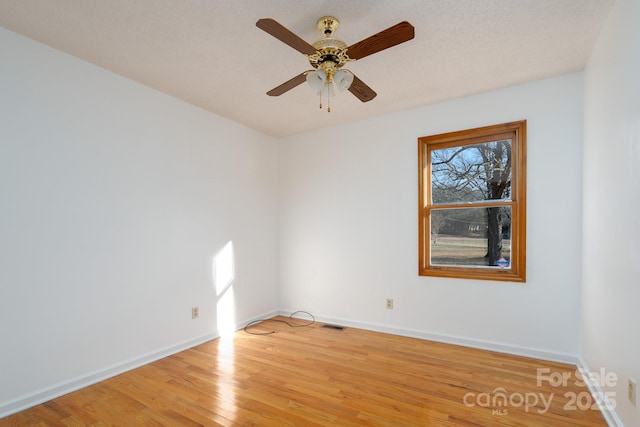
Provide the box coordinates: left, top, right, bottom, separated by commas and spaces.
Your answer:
243, 311, 315, 335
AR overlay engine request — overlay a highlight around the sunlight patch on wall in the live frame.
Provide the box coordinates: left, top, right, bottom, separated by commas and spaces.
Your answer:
214, 241, 236, 337
214, 241, 235, 295
217, 286, 236, 337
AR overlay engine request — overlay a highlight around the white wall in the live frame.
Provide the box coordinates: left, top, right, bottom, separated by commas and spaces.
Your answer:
278, 73, 584, 361
582, 0, 640, 425
0, 27, 279, 415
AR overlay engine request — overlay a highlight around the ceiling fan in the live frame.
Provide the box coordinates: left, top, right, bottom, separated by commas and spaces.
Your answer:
256, 16, 415, 111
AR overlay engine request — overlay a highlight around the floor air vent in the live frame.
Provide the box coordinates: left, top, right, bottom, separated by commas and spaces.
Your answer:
321, 324, 345, 330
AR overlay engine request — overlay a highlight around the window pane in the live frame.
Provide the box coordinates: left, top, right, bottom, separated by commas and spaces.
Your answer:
430, 207, 512, 268
431, 139, 512, 204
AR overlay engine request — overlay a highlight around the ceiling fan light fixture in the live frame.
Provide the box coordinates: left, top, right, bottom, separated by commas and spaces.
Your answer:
334, 69, 354, 91
305, 69, 342, 112
306, 70, 326, 92
306, 68, 352, 96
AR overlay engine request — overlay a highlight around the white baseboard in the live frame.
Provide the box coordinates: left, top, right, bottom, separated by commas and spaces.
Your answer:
577, 358, 624, 427
0, 333, 216, 419
0, 309, 280, 419
280, 310, 578, 364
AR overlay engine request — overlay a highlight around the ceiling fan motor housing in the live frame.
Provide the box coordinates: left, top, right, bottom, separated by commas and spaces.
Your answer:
308, 16, 353, 81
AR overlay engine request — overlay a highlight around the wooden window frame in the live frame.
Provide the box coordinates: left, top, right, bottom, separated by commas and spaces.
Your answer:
418, 121, 527, 282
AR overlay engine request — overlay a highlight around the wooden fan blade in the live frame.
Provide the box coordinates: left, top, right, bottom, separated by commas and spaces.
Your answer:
256, 18, 317, 55
348, 74, 377, 102
266, 72, 307, 96
347, 21, 415, 60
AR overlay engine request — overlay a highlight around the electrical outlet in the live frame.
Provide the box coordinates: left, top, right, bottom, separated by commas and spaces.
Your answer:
192, 306, 199, 319
386, 298, 394, 309
629, 378, 637, 406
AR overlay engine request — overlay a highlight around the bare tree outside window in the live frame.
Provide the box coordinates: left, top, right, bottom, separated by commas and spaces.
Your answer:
418, 121, 526, 282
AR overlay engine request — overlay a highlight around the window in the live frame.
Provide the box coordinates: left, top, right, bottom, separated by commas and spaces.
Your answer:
418, 121, 526, 282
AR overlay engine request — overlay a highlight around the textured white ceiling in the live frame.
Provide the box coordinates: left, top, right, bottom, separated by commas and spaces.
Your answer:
0, 0, 614, 137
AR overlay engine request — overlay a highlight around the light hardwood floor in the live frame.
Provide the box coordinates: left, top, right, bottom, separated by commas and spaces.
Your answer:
1, 317, 607, 426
